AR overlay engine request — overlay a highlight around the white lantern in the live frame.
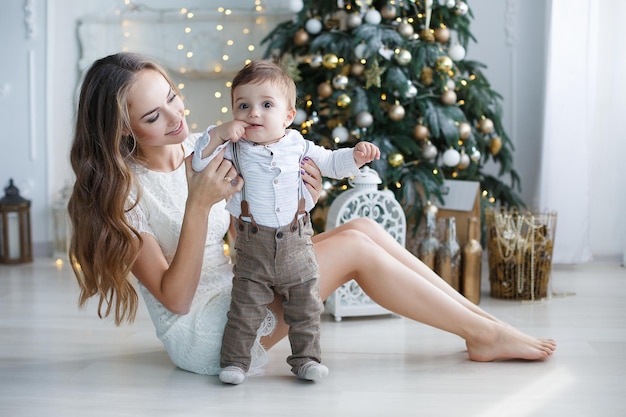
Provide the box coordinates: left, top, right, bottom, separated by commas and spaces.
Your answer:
325, 167, 406, 321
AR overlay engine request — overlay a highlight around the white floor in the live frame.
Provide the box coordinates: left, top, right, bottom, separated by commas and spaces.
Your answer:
1, 258, 625, 417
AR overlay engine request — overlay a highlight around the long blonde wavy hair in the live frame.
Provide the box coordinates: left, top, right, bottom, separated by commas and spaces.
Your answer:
68, 52, 179, 325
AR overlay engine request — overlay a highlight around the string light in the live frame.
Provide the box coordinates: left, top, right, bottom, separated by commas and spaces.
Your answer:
112, 1, 267, 127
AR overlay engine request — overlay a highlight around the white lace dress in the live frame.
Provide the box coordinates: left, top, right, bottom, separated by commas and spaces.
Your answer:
126, 134, 274, 375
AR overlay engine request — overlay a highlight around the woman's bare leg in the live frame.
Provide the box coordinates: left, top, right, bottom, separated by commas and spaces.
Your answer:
319, 218, 504, 323
261, 220, 556, 361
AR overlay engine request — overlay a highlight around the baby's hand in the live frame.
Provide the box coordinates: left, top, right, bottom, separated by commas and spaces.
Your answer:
353, 142, 381, 167
212, 120, 249, 144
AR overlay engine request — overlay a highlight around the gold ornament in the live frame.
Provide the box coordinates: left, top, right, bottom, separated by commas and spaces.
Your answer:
398, 21, 414, 38
458, 122, 472, 139
423, 202, 438, 216
282, 54, 302, 82
414, 124, 430, 140
388, 102, 406, 121
388, 153, 405, 168
434, 27, 451, 43
364, 60, 386, 89
350, 62, 365, 76
381, 3, 397, 19
394, 49, 412, 66
436, 56, 453, 73
441, 89, 457, 105
421, 67, 433, 85
322, 53, 339, 69
317, 82, 333, 99
294, 29, 309, 46
420, 28, 435, 43
489, 137, 502, 155
479, 118, 494, 134
336, 93, 351, 108
325, 16, 341, 30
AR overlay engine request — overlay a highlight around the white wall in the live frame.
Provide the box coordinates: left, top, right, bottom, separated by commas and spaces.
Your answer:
1, 0, 622, 262
0, 0, 48, 254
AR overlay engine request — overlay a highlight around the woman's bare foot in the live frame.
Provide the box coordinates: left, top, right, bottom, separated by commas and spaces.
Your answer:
466, 322, 556, 361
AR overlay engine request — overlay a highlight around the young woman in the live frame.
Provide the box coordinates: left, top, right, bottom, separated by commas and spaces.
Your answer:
68, 52, 555, 378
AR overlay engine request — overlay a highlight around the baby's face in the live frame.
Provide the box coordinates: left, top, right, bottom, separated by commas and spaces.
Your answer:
232, 81, 296, 145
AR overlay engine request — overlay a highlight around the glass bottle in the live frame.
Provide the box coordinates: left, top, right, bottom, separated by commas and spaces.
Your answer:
436, 217, 460, 291
417, 209, 439, 270
462, 216, 482, 304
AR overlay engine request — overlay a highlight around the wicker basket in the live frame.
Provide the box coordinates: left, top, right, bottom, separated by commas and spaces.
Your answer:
485, 209, 557, 301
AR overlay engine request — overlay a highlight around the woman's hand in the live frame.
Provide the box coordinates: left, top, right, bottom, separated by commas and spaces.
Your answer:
301, 157, 323, 204
185, 148, 243, 211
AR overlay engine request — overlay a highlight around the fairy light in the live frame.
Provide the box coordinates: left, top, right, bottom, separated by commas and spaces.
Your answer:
113, 1, 267, 128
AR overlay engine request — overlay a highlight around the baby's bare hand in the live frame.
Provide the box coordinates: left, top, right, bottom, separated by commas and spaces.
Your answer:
214, 120, 249, 143
354, 142, 381, 166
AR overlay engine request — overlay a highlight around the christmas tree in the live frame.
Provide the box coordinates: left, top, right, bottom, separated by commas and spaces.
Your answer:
261, 0, 523, 234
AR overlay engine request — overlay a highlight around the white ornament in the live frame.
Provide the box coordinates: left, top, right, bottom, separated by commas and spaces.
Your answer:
446, 0, 456, 8
293, 109, 307, 125
289, 0, 304, 13
332, 125, 350, 143
365, 9, 382, 25
378, 47, 394, 61
442, 148, 461, 166
406, 83, 418, 98
448, 43, 466, 61
422, 142, 438, 160
456, 2, 469, 15
305, 18, 323, 34
446, 79, 456, 90
355, 43, 369, 59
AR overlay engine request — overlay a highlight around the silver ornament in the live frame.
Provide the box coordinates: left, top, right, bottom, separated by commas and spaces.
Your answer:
398, 22, 415, 38
346, 13, 362, 29
309, 54, 323, 68
356, 111, 374, 128
332, 74, 349, 90
394, 49, 412, 66
422, 141, 438, 160
470, 148, 481, 162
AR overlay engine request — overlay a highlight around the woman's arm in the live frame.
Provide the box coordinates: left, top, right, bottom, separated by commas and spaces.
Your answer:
132, 150, 242, 314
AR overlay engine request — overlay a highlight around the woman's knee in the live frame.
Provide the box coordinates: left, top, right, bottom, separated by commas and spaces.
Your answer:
342, 217, 381, 233
331, 227, 377, 250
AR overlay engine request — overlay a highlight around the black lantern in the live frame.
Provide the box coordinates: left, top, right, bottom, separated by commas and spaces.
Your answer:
0, 179, 33, 264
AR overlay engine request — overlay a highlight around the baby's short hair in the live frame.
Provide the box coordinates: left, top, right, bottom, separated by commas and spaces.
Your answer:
231, 60, 297, 109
